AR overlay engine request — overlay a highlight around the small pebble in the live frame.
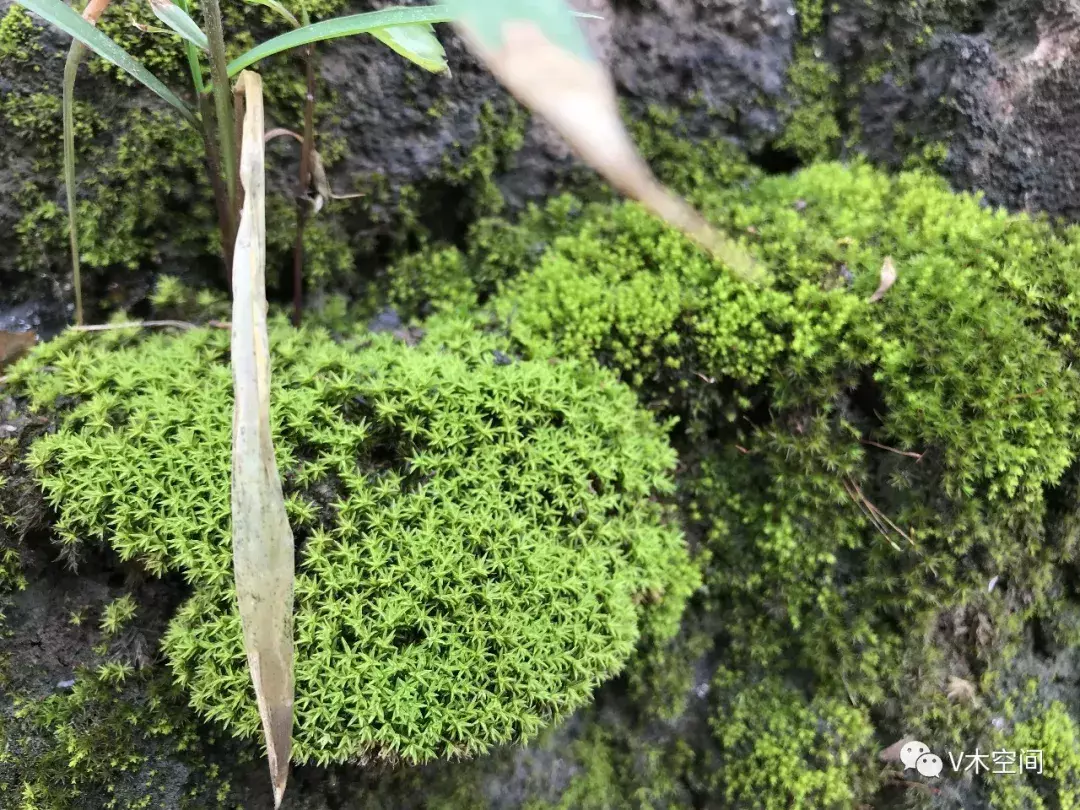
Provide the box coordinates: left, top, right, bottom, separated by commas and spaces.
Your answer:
492, 350, 513, 366
56, 679, 76, 690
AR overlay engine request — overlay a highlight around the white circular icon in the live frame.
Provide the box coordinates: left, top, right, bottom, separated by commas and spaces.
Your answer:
916, 752, 943, 778
900, 740, 930, 770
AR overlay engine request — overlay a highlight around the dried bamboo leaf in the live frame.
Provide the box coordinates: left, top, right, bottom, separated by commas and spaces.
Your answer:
449, 0, 763, 283
230, 69, 294, 810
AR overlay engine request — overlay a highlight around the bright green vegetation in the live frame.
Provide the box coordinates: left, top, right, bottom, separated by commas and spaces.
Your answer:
432, 149, 1080, 806
7, 318, 696, 766
776, 46, 842, 162
0, 5, 41, 64
10, 125, 1080, 807
991, 692, 1080, 810
709, 669, 877, 809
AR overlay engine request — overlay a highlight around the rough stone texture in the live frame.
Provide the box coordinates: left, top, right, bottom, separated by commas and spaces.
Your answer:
846, 0, 1080, 219
8, 0, 1080, 320
0, 0, 796, 320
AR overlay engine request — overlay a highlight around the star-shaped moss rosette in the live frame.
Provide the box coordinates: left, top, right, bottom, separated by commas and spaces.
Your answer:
9, 317, 697, 765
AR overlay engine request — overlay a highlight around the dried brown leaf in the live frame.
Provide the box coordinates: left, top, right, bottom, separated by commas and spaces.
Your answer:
947, 676, 977, 704
0, 330, 37, 370
869, 256, 897, 302
453, 14, 763, 283
231, 69, 294, 810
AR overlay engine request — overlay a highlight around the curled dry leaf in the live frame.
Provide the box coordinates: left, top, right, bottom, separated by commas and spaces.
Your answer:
869, 256, 898, 302
0, 331, 37, 370
231, 70, 295, 810
947, 676, 977, 704
450, 0, 763, 283
878, 738, 910, 764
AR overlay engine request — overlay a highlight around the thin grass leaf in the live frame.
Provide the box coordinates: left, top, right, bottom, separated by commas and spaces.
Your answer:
371, 22, 447, 73
148, 0, 208, 50
449, 0, 763, 282
63, 41, 85, 326
226, 5, 455, 75
242, 0, 299, 29
231, 69, 294, 810
174, 0, 204, 92
224, 3, 595, 77
16, 0, 196, 125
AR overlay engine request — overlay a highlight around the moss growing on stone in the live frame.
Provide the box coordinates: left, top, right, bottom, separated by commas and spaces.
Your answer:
708, 669, 877, 809
990, 695, 1080, 810
8, 318, 696, 766
0, 668, 237, 810
777, 46, 842, 162
0, 5, 42, 65
472, 152, 1080, 806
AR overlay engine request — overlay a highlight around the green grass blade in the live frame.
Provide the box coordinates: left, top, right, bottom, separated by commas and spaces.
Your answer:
370, 23, 447, 73
63, 40, 85, 326
149, 0, 209, 51
16, 0, 196, 125
226, 5, 455, 75
242, 0, 299, 29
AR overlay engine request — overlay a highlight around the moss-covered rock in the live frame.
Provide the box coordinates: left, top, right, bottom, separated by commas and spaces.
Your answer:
440, 149, 1080, 808
6, 317, 696, 766
708, 668, 877, 809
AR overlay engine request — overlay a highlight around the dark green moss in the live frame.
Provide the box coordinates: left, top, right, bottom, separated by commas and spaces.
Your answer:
1, 669, 239, 810
0, 5, 42, 64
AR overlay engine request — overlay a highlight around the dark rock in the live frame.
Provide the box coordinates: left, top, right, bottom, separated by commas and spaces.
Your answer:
0, 0, 796, 316
368, 308, 403, 334
849, 0, 1080, 219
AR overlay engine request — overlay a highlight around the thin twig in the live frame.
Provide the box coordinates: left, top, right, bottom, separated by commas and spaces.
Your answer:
71, 320, 230, 332
293, 44, 316, 328
859, 438, 925, 461
843, 477, 899, 550
199, 95, 235, 284
844, 475, 915, 548
1006, 387, 1047, 403
265, 128, 304, 144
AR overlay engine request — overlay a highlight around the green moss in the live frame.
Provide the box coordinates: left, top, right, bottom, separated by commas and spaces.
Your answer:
525, 724, 696, 810
380, 246, 478, 317
777, 47, 842, 162
629, 105, 760, 198
9, 318, 695, 766
709, 669, 877, 809
264, 195, 355, 290
100, 595, 137, 637
6, 0, 352, 290
484, 151, 1080, 718
0, 669, 237, 810
0, 6, 42, 64
795, 0, 825, 35
365, 194, 594, 322
990, 698, 1080, 810
12, 105, 213, 277
441, 101, 528, 218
